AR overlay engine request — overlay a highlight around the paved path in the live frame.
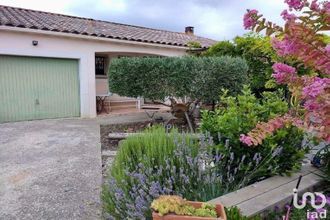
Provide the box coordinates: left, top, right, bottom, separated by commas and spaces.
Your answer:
0, 119, 101, 220
0, 112, 171, 220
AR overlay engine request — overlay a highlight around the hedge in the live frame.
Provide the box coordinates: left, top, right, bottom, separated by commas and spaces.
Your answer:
108, 56, 248, 103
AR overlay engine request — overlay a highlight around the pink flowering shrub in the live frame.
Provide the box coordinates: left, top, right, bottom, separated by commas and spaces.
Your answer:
241, 0, 330, 145
243, 9, 260, 29
285, 0, 306, 10
240, 114, 304, 146
272, 63, 297, 84
281, 9, 297, 21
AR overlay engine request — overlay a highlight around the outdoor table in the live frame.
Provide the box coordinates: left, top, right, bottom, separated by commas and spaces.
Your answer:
96, 93, 111, 113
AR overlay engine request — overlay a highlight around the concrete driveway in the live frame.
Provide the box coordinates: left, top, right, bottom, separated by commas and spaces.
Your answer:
0, 112, 172, 220
0, 119, 102, 220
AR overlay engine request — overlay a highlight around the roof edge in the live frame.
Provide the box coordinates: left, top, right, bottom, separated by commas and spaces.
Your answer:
0, 4, 215, 41
0, 26, 190, 50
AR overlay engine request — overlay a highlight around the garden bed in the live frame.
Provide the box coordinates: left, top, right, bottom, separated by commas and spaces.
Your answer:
100, 120, 191, 177
101, 120, 192, 150
100, 121, 152, 151
100, 121, 151, 177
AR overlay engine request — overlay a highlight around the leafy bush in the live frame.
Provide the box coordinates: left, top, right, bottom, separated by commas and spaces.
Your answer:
108, 56, 248, 104
203, 41, 237, 57
225, 207, 261, 220
201, 86, 306, 177
103, 127, 286, 219
191, 56, 249, 103
203, 34, 277, 96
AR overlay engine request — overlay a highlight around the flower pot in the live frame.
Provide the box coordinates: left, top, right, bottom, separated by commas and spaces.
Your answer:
152, 201, 227, 220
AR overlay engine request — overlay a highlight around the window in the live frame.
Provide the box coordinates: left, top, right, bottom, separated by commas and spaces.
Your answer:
95, 56, 105, 75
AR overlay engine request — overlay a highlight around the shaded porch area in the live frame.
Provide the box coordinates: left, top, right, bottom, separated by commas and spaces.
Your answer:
94, 52, 166, 115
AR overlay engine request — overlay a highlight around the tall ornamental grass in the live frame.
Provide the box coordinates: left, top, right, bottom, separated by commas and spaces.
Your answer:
110, 127, 199, 184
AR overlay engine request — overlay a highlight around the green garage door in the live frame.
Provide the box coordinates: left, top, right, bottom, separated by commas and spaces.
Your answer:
0, 55, 80, 123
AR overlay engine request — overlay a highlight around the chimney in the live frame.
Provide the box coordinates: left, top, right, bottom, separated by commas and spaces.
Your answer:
185, 26, 194, 35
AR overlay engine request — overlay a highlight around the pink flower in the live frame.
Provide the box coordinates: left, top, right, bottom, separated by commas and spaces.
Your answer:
272, 63, 297, 84
272, 118, 285, 129
310, 0, 320, 11
243, 9, 259, 30
285, 0, 306, 11
291, 118, 304, 128
325, 44, 330, 54
239, 134, 253, 146
316, 208, 326, 213
271, 37, 299, 57
323, 1, 330, 14
304, 100, 320, 111
302, 77, 330, 98
281, 9, 297, 21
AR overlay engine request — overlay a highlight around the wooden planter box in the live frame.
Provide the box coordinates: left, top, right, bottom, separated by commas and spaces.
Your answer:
152, 201, 227, 220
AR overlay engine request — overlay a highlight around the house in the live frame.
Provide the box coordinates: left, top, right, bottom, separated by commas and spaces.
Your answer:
0, 5, 216, 123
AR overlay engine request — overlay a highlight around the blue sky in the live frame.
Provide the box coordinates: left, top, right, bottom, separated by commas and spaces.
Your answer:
0, 0, 287, 40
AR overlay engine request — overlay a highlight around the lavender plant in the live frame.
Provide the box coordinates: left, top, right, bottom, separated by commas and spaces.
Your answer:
102, 129, 285, 219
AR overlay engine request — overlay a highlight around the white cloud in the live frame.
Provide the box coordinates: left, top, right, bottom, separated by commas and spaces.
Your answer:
0, 0, 75, 14
95, 0, 127, 13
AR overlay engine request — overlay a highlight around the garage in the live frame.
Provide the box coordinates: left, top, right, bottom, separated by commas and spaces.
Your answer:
0, 55, 80, 123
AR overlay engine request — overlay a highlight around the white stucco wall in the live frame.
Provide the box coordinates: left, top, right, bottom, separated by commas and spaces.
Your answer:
0, 27, 187, 118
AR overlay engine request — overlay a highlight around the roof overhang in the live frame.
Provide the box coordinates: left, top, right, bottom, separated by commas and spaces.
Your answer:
0, 26, 190, 51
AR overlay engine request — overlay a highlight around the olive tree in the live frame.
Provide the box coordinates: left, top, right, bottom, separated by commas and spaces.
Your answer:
108, 56, 248, 130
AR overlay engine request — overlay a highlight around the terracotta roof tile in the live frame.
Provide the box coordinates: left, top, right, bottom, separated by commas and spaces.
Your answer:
0, 5, 217, 48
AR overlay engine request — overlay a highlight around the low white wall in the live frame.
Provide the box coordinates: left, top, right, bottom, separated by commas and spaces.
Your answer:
0, 27, 187, 118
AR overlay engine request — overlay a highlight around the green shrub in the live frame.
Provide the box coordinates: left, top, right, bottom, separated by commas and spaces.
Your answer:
108, 56, 248, 104
200, 86, 306, 177
203, 40, 237, 57
225, 207, 261, 220
191, 56, 249, 103
203, 33, 277, 96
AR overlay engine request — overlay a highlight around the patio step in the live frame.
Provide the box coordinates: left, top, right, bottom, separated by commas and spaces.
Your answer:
208, 164, 323, 217
109, 100, 139, 110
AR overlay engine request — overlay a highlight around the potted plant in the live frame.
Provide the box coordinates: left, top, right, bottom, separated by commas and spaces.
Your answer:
151, 195, 227, 220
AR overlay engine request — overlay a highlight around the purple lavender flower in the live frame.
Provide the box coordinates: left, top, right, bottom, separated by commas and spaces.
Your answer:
284, 204, 291, 210
316, 208, 325, 213
114, 187, 124, 200
215, 153, 222, 163
272, 146, 283, 157
132, 172, 146, 184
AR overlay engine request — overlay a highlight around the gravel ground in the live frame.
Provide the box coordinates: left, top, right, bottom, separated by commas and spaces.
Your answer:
0, 119, 101, 220
0, 112, 172, 220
